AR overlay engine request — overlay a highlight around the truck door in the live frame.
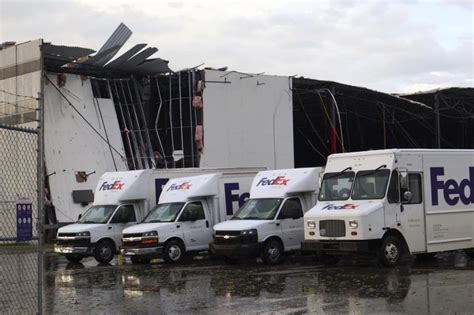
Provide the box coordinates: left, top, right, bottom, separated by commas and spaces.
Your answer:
399, 173, 426, 253
177, 201, 212, 251
276, 198, 304, 251
109, 204, 138, 248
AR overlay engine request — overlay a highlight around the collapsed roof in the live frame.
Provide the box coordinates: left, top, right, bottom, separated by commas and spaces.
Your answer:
43, 23, 172, 77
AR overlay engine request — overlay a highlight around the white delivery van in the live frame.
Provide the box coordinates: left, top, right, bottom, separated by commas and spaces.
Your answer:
120, 171, 256, 264
210, 167, 323, 264
302, 149, 474, 267
55, 168, 260, 264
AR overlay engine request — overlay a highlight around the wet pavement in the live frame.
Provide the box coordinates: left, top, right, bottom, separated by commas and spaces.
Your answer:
44, 253, 474, 314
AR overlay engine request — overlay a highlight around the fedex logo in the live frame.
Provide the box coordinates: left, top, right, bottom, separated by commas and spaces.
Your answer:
99, 180, 125, 191
431, 167, 474, 206
167, 182, 192, 191
256, 176, 290, 186
224, 183, 250, 216
321, 203, 358, 210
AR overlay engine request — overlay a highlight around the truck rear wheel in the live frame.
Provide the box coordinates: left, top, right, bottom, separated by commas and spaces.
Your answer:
94, 240, 115, 264
163, 240, 185, 263
379, 236, 402, 267
65, 254, 83, 263
262, 239, 283, 264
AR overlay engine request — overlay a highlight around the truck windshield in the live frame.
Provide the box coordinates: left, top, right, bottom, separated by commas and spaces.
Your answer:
142, 203, 185, 223
319, 172, 355, 201
78, 205, 117, 224
351, 169, 390, 200
232, 198, 282, 220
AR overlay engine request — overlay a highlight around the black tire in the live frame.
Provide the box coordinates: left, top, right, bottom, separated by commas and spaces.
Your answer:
261, 239, 284, 264
379, 236, 402, 267
163, 240, 185, 263
319, 253, 339, 266
130, 256, 151, 264
94, 240, 116, 264
65, 254, 83, 263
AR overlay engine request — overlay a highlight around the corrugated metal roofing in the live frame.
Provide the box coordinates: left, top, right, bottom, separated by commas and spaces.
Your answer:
105, 43, 147, 68
97, 22, 132, 54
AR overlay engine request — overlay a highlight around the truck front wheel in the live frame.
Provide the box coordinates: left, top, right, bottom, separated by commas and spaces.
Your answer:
163, 240, 185, 263
262, 239, 283, 264
94, 240, 115, 264
379, 236, 402, 267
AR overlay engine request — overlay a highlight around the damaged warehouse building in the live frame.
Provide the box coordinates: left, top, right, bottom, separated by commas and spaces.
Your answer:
1, 23, 473, 226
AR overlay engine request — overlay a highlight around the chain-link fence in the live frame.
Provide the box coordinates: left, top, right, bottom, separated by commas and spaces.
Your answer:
0, 124, 43, 314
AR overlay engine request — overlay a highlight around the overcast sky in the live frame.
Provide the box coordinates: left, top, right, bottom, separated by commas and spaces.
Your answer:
0, 0, 472, 93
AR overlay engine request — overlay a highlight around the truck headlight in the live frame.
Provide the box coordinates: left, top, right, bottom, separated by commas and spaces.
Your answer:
76, 231, 90, 237
241, 229, 257, 235
143, 231, 158, 237
307, 221, 316, 229
348, 220, 358, 229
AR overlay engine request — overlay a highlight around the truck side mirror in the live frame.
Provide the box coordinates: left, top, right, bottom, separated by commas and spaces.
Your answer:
403, 191, 412, 202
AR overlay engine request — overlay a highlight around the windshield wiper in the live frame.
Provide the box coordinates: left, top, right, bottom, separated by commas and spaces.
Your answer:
326, 167, 353, 179
81, 220, 98, 224
231, 217, 242, 220
359, 164, 387, 176
146, 219, 163, 223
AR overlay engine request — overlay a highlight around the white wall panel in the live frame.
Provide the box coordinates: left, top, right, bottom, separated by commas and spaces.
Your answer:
200, 70, 294, 170
44, 74, 127, 222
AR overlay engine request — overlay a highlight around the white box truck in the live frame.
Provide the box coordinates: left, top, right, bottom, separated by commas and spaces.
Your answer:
210, 167, 323, 264
120, 171, 257, 264
302, 149, 474, 266
54, 168, 260, 263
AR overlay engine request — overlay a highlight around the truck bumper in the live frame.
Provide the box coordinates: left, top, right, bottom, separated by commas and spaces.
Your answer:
301, 240, 371, 253
54, 244, 95, 256
209, 242, 264, 257
120, 245, 164, 259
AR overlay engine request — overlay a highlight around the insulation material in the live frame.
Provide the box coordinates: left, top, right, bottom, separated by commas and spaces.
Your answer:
192, 96, 203, 109
195, 125, 204, 153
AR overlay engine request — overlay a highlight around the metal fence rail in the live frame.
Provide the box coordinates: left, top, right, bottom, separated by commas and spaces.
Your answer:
0, 124, 42, 314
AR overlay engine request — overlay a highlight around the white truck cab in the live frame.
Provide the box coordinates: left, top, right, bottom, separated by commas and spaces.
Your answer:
302, 149, 474, 266
121, 171, 256, 264
54, 171, 148, 263
211, 168, 322, 264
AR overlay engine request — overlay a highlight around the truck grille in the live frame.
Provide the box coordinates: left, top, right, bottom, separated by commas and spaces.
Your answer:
319, 220, 346, 237
213, 231, 257, 245
215, 231, 240, 236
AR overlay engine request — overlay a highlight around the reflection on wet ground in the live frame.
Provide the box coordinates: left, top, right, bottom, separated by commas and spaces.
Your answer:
45, 253, 474, 314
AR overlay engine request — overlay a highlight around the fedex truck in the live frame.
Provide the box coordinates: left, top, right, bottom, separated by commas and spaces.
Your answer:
120, 171, 257, 264
54, 168, 260, 263
211, 168, 323, 264
302, 149, 474, 267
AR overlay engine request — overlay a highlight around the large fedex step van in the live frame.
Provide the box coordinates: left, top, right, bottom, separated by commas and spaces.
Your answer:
302, 149, 474, 266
